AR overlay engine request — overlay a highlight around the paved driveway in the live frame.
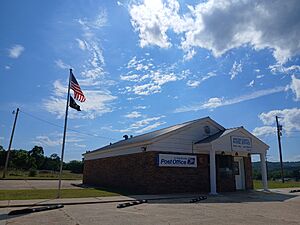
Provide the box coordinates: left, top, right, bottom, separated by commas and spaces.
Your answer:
0, 180, 82, 190
1, 189, 300, 225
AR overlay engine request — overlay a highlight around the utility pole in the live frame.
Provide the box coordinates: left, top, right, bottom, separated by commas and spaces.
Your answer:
276, 116, 284, 183
2, 108, 19, 179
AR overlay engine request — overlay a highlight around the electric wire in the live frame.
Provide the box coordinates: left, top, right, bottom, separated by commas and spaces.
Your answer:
19, 110, 117, 141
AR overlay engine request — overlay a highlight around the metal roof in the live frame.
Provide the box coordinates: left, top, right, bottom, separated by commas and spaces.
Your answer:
194, 127, 240, 144
86, 117, 213, 154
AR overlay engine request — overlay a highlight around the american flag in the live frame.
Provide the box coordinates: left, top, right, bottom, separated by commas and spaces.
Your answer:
70, 72, 86, 102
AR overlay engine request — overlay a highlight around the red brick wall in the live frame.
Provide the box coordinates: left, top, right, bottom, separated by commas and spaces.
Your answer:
244, 156, 254, 190
83, 151, 210, 194
216, 155, 235, 192
83, 151, 253, 194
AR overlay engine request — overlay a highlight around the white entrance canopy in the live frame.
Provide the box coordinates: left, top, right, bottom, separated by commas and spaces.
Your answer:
193, 127, 269, 194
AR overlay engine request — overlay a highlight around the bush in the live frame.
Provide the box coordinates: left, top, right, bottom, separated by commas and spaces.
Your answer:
28, 169, 37, 177
65, 160, 83, 173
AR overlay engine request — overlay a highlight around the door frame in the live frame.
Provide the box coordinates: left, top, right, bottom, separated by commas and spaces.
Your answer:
233, 157, 245, 190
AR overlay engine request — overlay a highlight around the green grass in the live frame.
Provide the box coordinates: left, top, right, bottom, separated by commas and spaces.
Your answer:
0, 188, 120, 200
254, 180, 300, 189
1, 169, 82, 180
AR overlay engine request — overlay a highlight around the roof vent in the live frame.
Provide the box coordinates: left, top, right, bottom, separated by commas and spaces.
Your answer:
123, 135, 129, 140
204, 126, 211, 135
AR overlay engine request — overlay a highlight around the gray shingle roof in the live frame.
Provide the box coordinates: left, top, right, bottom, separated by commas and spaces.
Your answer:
87, 117, 212, 154
195, 127, 240, 144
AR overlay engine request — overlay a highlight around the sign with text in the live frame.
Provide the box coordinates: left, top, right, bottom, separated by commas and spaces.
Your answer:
158, 154, 197, 168
231, 136, 252, 152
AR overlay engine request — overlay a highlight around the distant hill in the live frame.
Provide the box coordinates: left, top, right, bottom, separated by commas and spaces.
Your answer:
252, 161, 300, 180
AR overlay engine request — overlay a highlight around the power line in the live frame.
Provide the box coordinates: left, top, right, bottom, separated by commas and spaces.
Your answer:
19, 110, 117, 141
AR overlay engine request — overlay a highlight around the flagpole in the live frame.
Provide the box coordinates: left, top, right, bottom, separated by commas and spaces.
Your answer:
57, 69, 72, 198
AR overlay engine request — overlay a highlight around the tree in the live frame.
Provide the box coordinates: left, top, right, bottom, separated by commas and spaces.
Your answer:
65, 160, 83, 173
10, 149, 31, 169
28, 146, 44, 169
43, 154, 60, 171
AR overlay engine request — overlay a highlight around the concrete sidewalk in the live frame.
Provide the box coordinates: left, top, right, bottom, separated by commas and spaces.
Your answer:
0, 180, 82, 190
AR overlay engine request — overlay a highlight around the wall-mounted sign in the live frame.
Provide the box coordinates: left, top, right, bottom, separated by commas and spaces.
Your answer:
231, 136, 252, 152
158, 154, 197, 168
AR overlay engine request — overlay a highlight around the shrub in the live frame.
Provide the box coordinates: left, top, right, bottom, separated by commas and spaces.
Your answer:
28, 169, 37, 177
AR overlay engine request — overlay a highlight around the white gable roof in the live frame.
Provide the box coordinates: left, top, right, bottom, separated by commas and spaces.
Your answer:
84, 117, 224, 157
196, 127, 269, 154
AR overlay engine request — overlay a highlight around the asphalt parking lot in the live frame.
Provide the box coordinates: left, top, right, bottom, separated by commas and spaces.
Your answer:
1, 189, 300, 225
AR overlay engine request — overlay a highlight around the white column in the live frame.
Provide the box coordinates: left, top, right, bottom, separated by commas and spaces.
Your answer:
260, 152, 268, 191
210, 148, 217, 195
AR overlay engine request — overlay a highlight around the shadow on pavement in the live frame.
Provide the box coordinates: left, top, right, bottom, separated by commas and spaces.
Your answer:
69, 183, 300, 205
145, 191, 299, 204
0, 213, 24, 221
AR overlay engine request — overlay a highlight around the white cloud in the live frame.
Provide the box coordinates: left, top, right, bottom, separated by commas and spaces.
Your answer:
129, 0, 300, 63
187, 72, 216, 88
247, 80, 255, 87
135, 121, 166, 134
120, 74, 140, 81
230, 61, 242, 80
5, 65, 10, 70
76, 38, 87, 50
252, 126, 276, 137
134, 105, 147, 110
124, 111, 142, 118
269, 64, 300, 74
46, 12, 117, 119
34, 135, 61, 147
121, 56, 188, 95
175, 86, 287, 112
129, 0, 174, 48
130, 116, 165, 133
33, 132, 85, 147
78, 10, 107, 31
55, 59, 71, 70
254, 108, 300, 137
186, 80, 200, 88
53, 80, 67, 97
44, 86, 117, 119
8, 45, 24, 58
74, 143, 87, 148
183, 48, 196, 61
290, 75, 300, 101
104, 116, 165, 134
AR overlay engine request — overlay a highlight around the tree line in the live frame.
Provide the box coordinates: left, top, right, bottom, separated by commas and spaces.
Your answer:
252, 161, 300, 181
0, 145, 83, 174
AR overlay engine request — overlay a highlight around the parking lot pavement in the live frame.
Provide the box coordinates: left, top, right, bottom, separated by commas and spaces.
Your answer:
0, 180, 82, 190
1, 190, 300, 225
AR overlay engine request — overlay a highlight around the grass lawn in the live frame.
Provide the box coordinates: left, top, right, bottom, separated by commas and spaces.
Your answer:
1, 169, 82, 180
254, 180, 300, 189
0, 188, 120, 201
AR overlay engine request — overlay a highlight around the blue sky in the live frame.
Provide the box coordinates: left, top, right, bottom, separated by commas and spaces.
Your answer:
0, 0, 300, 162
